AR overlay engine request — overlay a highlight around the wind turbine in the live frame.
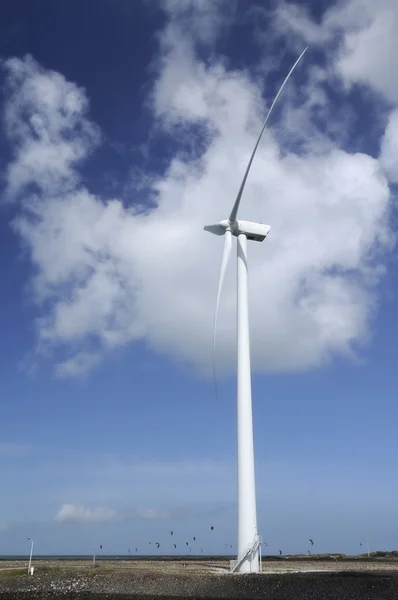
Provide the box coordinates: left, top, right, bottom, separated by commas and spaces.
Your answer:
204, 48, 307, 574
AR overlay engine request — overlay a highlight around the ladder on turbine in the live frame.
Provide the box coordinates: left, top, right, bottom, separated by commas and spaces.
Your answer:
230, 535, 263, 573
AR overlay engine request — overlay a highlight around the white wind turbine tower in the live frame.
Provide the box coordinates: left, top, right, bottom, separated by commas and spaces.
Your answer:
204, 48, 307, 574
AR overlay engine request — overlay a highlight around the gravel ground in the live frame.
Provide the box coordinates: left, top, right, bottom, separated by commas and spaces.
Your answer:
0, 560, 398, 599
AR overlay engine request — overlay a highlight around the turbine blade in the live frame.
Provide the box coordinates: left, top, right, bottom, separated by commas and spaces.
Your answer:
204, 223, 224, 235
229, 46, 308, 224
213, 229, 232, 399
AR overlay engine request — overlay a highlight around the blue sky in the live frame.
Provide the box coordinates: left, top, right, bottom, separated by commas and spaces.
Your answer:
1, 0, 398, 557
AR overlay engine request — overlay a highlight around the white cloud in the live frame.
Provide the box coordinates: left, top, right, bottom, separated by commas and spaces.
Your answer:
273, 0, 398, 104
273, 2, 331, 46
1, 5, 396, 378
133, 508, 170, 519
327, 0, 398, 103
379, 109, 398, 183
55, 503, 179, 523
55, 503, 119, 523
55, 352, 102, 378
270, 1, 398, 186
2, 55, 100, 200
161, 0, 235, 45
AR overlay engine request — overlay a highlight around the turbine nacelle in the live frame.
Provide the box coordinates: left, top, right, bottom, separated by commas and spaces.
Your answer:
204, 219, 271, 242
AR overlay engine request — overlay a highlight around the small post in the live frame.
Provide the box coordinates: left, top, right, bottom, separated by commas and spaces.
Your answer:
27, 538, 34, 575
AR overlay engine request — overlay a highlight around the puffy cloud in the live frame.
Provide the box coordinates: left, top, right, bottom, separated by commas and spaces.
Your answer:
379, 109, 398, 183
2, 55, 100, 199
273, 0, 398, 104
161, 0, 235, 45
55, 503, 118, 523
328, 0, 398, 103
272, 2, 331, 46
55, 503, 174, 523
1, 5, 395, 378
